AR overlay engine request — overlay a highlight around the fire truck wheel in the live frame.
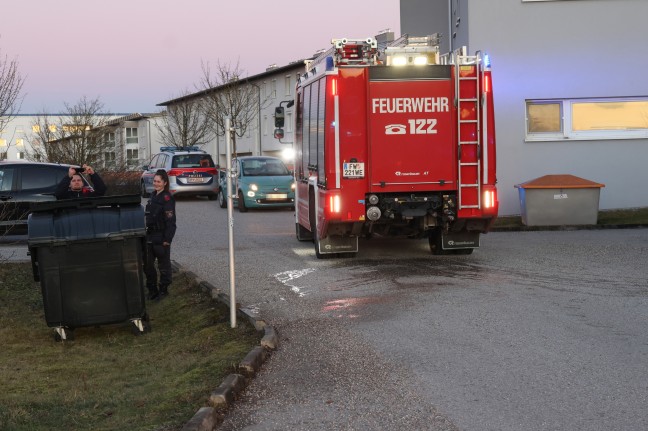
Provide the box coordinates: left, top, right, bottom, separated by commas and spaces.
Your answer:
237, 191, 248, 212
429, 231, 450, 256
296, 223, 313, 241
454, 248, 474, 255
218, 189, 227, 208
339, 252, 357, 259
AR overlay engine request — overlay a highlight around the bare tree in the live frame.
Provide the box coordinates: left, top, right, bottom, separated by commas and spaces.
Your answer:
155, 89, 214, 149
0, 43, 26, 158
198, 60, 264, 154
28, 96, 112, 165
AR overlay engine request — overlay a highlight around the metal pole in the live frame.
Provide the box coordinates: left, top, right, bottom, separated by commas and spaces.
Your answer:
225, 117, 237, 328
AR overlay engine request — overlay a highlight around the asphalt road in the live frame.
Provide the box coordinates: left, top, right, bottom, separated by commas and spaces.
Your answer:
3, 198, 647, 430
168, 198, 648, 431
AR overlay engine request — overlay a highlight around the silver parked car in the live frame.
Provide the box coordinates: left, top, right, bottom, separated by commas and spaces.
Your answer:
140, 147, 218, 200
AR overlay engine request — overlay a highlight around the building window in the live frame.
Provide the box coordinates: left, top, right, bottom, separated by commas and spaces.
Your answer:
17, 151, 25, 160
0, 153, 6, 161
16, 138, 24, 147
104, 151, 116, 168
32, 125, 40, 133
271, 79, 277, 98
126, 148, 139, 167
126, 128, 138, 144
63, 125, 89, 133
105, 132, 115, 145
0, 138, 6, 147
285, 75, 292, 96
526, 97, 648, 141
49, 124, 57, 133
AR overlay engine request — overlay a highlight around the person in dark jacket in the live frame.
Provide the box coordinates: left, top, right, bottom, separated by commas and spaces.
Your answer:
54, 164, 107, 199
144, 169, 177, 300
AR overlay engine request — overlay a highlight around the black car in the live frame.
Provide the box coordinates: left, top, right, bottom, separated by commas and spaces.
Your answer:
0, 161, 90, 231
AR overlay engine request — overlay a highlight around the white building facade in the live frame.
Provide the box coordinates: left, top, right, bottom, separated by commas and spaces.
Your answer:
401, 0, 648, 215
0, 113, 165, 170
158, 63, 305, 169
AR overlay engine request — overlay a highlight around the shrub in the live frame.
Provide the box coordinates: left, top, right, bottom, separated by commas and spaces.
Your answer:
100, 170, 141, 196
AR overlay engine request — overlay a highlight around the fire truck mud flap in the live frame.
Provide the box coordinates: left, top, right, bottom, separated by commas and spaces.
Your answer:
441, 231, 480, 250
317, 235, 359, 256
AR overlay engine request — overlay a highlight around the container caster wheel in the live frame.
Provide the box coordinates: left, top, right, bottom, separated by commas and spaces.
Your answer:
54, 327, 74, 342
131, 318, 151, 335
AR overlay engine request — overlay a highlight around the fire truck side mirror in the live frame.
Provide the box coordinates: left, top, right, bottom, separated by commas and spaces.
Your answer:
274, 128, 284, 139
274, 107, 285, 128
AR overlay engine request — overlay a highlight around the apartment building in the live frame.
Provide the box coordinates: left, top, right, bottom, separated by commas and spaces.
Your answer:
0, 113, 164, 169
158, 62, 305, 168
401, 0, 648, 214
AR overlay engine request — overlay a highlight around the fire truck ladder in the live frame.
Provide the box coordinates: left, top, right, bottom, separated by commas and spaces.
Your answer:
454, 47, 484, 210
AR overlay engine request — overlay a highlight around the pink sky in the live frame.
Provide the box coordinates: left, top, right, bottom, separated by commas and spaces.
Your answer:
2, 0, 400, 114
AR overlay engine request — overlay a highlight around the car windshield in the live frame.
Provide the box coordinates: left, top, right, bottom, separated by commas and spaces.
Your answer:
241, 159, 290, 176
171, 154, 215, 168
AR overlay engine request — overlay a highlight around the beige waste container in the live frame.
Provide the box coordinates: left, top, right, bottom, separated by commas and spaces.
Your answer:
514, 175, 605, 226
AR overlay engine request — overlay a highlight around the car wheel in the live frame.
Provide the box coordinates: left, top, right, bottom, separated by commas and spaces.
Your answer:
237, 191, 248, 212
141, 182, 150, 198
218, 189, 227, 208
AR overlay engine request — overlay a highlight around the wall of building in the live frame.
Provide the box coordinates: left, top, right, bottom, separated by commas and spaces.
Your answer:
0, 114, 165, 170
400, 0, 450, 52
211, 64, 303, 168
403, 0, 648, 215
0, 115, 33, 160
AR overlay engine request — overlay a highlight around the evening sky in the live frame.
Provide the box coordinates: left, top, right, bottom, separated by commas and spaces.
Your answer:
2, 0, 400, 114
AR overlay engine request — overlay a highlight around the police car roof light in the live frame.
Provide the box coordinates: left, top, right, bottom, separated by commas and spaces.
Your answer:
160, 146, 203, 153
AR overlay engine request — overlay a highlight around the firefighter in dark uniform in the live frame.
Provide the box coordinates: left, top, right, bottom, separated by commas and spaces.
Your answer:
144, 169, 177, 300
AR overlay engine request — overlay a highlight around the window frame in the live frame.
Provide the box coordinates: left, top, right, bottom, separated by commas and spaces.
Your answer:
525, 97, 648, 142
125, 127, 138, 144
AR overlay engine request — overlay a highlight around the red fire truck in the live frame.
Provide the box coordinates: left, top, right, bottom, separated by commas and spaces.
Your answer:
290, 35, 498, 258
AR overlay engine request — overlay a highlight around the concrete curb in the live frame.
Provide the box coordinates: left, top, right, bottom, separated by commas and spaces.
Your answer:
490, 223, 648, 233
172, 262, 279, 431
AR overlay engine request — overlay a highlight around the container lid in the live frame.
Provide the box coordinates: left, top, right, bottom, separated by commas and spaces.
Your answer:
30, 194, 142, 213
514, 174, 605, 189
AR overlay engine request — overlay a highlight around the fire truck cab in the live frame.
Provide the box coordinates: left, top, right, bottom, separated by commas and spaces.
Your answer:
291, 35, 498, 258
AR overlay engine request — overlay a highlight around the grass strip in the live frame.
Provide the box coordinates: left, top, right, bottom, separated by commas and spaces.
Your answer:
0, 263, 258, 431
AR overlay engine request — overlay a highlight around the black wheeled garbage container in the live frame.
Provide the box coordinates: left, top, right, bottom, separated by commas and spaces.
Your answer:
28, 195, 149, 341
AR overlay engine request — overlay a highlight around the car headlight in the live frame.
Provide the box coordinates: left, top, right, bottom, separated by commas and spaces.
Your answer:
250, 183, 258, 191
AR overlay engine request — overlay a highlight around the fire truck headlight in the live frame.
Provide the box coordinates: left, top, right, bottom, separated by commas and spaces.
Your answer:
250, 183, 258, 191
413, 55, 427, 66
392, 56, 407, 66
366, 206, 381, 221
367, 194, 379, 205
